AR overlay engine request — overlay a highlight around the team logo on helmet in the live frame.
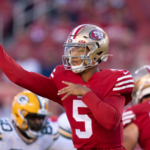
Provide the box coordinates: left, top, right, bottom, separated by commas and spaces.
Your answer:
17, 95, 29, 105
89, 29, 104, 40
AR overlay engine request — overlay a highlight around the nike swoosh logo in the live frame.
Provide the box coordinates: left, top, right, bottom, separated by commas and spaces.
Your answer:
123, 71, 129, 74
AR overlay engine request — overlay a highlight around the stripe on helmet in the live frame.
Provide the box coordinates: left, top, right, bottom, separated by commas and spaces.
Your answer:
70, 24, 86, 40
68, 30, 74, 40
36, 95, 45, 109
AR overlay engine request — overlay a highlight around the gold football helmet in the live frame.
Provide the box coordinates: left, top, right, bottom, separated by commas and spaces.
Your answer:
133, 65, 150, 103
11, 90, 49, 138
62, 24, 110, 73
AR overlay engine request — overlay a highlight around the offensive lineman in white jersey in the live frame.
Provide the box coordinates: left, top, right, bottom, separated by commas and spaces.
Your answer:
0, 90, 59, 150
50, 112, 76, 150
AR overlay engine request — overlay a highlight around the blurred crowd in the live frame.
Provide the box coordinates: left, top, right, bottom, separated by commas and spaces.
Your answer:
0, 0, 150, 118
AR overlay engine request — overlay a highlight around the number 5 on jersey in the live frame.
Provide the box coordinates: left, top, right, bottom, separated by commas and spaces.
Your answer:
73, 100, 92, 138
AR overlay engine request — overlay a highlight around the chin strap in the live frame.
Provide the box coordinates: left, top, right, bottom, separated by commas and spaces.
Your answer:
72, 61, 86, 73
72, 61, 99, 74
72, 54, 113, 74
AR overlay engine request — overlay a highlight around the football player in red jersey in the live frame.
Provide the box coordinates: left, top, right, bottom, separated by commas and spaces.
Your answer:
0, 24, 134, 150
123, 65, 150, 150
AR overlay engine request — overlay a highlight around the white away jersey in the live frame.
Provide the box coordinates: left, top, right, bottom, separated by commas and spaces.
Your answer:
50, 113, 76, 150
0, 118, 58, 150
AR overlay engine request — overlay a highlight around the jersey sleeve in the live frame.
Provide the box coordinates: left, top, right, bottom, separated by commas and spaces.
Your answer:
57, 113, 72, 139
0, 45, 60, 104
82, 91, 126, 130
110, 69, 134, 105
122, 108, 136, 127
48, 121, 59, 141
49, 116, 76, 150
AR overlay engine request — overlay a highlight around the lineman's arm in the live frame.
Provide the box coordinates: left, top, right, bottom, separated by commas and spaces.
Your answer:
123, 123, 139, 150
0, 45, 59, 103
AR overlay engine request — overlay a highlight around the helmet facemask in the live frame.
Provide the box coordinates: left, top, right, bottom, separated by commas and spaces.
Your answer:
24, 113, 47, 138
15, 110, 48, 138
62, 43, 100, 73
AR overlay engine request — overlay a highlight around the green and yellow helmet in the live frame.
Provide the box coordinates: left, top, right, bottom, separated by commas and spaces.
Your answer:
11, 90, 49, 138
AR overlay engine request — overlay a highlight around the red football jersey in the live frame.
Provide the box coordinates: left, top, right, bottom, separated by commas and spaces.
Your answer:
123, 100, 150, 150
0, 45, 134, 148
